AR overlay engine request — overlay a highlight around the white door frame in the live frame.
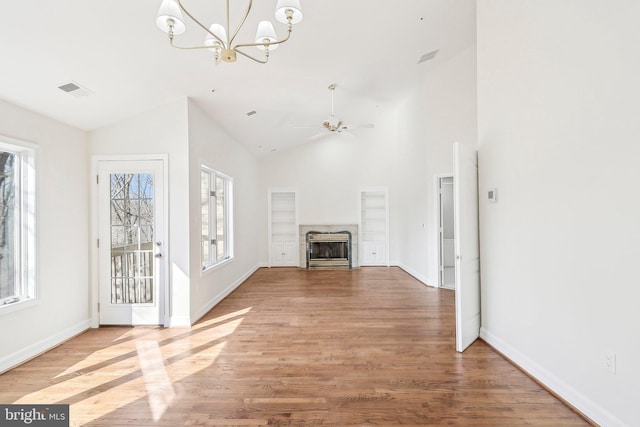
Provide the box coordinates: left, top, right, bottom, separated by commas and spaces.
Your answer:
90, 154, 169, 328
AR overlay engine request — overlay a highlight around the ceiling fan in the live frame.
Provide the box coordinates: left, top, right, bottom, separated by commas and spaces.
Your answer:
295, 84, 374, 140
323, 83, 348, 133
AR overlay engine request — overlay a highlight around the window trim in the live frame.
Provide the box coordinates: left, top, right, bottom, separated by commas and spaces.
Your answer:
200, 165, 233, 271
0, 136, 36, 312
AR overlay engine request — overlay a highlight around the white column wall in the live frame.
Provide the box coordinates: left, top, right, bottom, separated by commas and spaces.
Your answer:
477, 2, 640, 425
187, 100, 261, 323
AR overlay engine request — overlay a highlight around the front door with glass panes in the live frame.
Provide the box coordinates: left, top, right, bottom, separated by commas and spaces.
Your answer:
97, 160, 165, 325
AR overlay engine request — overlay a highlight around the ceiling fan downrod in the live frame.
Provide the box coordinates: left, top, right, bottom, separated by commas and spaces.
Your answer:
323, 83, 343, 132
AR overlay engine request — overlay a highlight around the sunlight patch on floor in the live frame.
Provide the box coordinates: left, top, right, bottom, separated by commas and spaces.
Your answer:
53, 339, 153, 379
15, 311, 247, 424
192, 307, 253, 330
71, 341, 228, 425
52, 308, 251, 380
16, 356, 142, 404
136, 340, 175, 421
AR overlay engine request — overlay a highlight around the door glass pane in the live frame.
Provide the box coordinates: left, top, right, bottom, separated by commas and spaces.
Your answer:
110, 173, 154, 304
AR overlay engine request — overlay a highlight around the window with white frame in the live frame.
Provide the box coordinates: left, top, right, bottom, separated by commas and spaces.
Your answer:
0, 137, 36, 309
201, 166, 233, 270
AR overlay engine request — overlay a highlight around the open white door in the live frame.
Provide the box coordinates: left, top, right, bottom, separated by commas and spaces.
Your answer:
453, 142, 480, 352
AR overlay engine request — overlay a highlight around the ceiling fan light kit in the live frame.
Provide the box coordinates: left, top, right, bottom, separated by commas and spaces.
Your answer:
156, 0, 303, 64
323, 115, 344, 133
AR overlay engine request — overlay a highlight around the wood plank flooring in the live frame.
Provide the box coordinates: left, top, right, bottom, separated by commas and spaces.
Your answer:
0, 267, 590, 426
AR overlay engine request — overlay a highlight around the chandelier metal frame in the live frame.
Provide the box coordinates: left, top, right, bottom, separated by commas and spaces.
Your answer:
156, 0, 303, 64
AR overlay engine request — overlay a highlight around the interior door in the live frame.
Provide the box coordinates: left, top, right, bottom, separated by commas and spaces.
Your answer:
453, 142, 480, 352
97, 160, 165, 325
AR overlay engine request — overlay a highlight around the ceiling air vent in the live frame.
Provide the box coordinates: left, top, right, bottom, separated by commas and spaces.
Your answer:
417, 49, 439, 64
58, 81, 92, 98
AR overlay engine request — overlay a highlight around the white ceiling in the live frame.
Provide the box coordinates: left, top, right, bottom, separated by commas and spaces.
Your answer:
0, 0, 476, 157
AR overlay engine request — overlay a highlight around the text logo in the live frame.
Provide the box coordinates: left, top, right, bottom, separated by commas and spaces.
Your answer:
0, 405, 69, 426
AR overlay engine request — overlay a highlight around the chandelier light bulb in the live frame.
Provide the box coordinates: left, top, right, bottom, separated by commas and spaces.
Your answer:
205, 24, 227, 50
275, 0, 303, 24
255, 21, 279, 51
156, 0, 186, 34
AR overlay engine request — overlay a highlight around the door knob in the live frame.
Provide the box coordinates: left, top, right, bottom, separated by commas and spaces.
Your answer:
155, 253, 163, 258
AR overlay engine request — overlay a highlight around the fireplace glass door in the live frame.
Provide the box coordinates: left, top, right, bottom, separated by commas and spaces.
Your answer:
306, 231, 351, 269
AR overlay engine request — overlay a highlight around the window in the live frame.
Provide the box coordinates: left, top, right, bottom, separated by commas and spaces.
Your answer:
0, 137, 36, 309
201, 166, 233, 270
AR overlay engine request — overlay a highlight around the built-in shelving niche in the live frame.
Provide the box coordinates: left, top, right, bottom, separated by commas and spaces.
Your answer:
359, 189, 389, 266
268, 190, 298, 266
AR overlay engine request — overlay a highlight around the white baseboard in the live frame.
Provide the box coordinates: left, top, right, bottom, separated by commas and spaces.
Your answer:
396, 263, 436, 287
0, 319, 91, 374
480, 327, 626, 427
190, 264, 261, 325
167, 316, 191, 328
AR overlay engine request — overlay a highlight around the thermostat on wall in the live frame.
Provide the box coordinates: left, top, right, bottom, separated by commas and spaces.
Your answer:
488, 188, 497, 202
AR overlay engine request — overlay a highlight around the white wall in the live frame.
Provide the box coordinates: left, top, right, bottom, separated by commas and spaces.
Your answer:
89, 99, 191, 325
0, 98, 90, 373
187, 100, 261, 323
396, 45, 478, 284
477, 2, 640, 426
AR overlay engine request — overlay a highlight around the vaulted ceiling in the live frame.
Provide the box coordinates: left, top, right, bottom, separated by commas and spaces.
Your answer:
0, 0, 476, 156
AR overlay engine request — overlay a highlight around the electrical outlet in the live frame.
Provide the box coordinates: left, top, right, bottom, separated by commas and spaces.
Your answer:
605, 352, 616, 374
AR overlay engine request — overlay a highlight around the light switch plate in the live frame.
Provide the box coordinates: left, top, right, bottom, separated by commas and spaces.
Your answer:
488, 188, 497, 202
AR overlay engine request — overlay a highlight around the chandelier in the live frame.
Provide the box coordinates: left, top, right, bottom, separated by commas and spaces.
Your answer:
156, 0, 303, 64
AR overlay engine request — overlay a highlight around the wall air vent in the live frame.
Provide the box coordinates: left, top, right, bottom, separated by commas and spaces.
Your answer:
417, 49, 439, 64
58, 81, 92, 98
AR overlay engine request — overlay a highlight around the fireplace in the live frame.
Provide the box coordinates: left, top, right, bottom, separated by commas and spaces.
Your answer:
299, 224, 358, 269
306, 231, 352, 269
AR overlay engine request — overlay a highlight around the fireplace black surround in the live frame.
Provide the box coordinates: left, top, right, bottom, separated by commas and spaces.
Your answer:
306, 231, 352, 269
299, 224, 358, 269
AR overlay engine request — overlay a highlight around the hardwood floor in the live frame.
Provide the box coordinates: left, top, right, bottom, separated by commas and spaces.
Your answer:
0, 267, 590, 426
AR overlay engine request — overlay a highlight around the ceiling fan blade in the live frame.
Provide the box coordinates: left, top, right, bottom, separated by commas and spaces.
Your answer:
289, 124, 322, 129
309, 131, 329, 142
343, 123, 375, 130
339, 130, 355, 139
